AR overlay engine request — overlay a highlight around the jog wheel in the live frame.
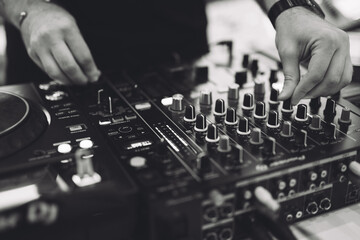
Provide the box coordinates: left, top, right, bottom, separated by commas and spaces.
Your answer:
0, 91, 48, 159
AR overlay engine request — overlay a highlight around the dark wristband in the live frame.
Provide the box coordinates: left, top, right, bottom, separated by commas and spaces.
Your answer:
268, 0, 325, 29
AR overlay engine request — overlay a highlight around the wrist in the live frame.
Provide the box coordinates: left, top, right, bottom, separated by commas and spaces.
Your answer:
275, 6, 321, 30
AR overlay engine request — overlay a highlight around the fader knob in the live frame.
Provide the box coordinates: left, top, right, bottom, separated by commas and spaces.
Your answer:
217, 135, 231, 153
237, 116, 251, 136
263, 137, 276, 156
225, 107, 238, 126
323, 98, 336, 122
309, 115, 322, 131
295, 130, 308, 148
310, 97, 321, 114
338, 107, 351, 125
267, 110, 280, 129
295, 104, 308, 122
170, 94, 184, 111
200, 90, 213, 106
194, 114, 208, 132
235, 71, 247, 88
250, 128, 263, 146
206, 124, 220, 143
280, 121, 294, 138
184, 105, 196, 123
254, 101, 266, 120
228, 84, 240, 101
242, 93, 254, 111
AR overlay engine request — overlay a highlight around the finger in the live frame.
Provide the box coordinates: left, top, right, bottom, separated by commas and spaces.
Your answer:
37, 49, 72, 85
51, 42, 88, 85
277, 46, 301, 101
65, 29, 101, 82
337, 56, 353, 91
305, 49, 345, 98
291, 46, 336, 105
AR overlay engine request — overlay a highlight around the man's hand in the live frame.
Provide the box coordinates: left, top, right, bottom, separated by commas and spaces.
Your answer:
275, 7, 353, 105
20, 3, 100, 85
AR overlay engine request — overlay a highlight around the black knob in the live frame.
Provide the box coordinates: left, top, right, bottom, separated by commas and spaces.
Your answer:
323, 98, 336, 122
310, 97, 321, 114
250, 59, 259, 77
309, 115, 322, 131
295, 104, 308, 122
269, 69, 278, 85
254, 101, 266, 120
214, 98, 226, 116
184, 105, 196, 123
282, 98, 294, 113
263, 137, 276, 156
225, 107, 238, 126
250, 128, 264, 145
295, 129, 308, 148
338, 107, 351, 125
242, 93, 254, 111
237, 116, 251, 136
206, 124, 220, 143
195, 114, 208, 132
235, 71, 247, 88
197, 153, 212, 174
280, 121, 294, 138
270, 88, 279, 103
242, 54, 249, 68
267, 110, 280, 128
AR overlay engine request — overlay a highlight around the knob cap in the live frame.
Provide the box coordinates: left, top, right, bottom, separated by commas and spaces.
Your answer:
214, 99, 226, 116
225, 107, 238, 126
282, 98, 294, 113
206, 124, 220, 143
267, 110, 280, 128
235, 71, 247, 88
295, 129, 308, 148
228, 84, 240, 101
237, 116, 251, 135
323, 98, 336, 122
309, 115, 322, 131
250, 128, 263, 145
184, 105, 196, 122
217, 135, 231, 153
295, 104, 308, 122
254, 80, 265, 101
200, 90, 213, 106
269, 70, 278, 85
280, 121, 294, 138
194, 114, 208, 132
338, 107, 351, 125
170, 94, 184, 111
263, 137, 276, 156
310, 97, 321, 114
254, 101, 266, 119
269, 88, 279, 103
242, 93, 254, 110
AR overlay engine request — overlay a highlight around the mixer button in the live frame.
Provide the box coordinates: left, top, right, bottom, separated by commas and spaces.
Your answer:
225, 107, 238, 126
130, 156, 147, 168
45, 91, 68, 101
254, 101, 266, 120
323, 98, 336, 122
249, 128, 263, 146
237, 116, 251, 136
295, 104, 308, 122
309, 97, 321, 114
280, 121, 294, 138
184, 105, 196, 123
194, 114, 208, 132
206, 124, 220, 143
267, 110, 280, 129
309, 115, 322, 131
200, 90, 213, 106
57, 143, 72, 154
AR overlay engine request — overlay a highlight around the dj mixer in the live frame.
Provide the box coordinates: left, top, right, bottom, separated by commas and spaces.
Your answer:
1, 48, 360, 240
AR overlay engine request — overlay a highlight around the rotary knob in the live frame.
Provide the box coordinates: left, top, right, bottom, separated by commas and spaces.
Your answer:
325, 123, 337, 140
237, 116, 251, 136
250, 128, 264, 146
200, 90, 213, 106
323, 98, 336, 123
170, 94, 184, 111
338, 107, 352, 133
254, 101, 267, 120
281, 98, 294, 116
269, 69, 278, 85
242, 53, 250, 68
206, 124, 220, 143
228, 84, 240, 107
242, 93, 254, 112
184, 105, 196, 123
309, 115, 322, 131
280, 121, 294, 138
295, 104, 308, 123
217, 135, 232, 153
194, 113, 208, 132
269, 88, 280, 110
310, 97, 321, 114
225, 107, 238, 127
250, 59, 259, 77
254, 80, 265, 101
235, 71, 247, 89
214, 99, 226, 123
196, 153, 212, 174
267, 110, 280, 129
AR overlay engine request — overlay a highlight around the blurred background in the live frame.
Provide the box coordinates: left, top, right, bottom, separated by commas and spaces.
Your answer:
0, 0, 359, 86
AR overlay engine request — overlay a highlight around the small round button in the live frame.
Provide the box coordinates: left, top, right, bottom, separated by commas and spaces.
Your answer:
79, 139, 94, 149
57, 143, 72, 154
130, 156, 147, 168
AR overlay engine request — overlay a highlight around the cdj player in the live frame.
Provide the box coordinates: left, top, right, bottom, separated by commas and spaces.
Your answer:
1, 48, 360, 240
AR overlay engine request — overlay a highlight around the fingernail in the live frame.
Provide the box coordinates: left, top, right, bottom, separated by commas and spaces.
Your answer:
89, 70, 101, 83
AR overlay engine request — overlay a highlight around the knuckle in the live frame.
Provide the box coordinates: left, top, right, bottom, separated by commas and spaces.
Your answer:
80, 57, 93, 68
63, 65, 78, 76
47, 70, 62, 80
327, 78, 339, 87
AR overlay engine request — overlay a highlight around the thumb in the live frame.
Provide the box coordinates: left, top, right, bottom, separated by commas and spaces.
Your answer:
278, 50, 300, 101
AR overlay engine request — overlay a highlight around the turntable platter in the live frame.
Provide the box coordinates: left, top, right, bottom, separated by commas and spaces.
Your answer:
0, 91, 48, 159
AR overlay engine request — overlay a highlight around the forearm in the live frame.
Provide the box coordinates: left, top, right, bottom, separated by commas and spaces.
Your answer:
255, 0, 277, 13
0, 0, 49, 28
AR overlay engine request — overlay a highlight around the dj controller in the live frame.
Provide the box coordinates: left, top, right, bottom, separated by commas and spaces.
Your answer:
1, 48, 360, 240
